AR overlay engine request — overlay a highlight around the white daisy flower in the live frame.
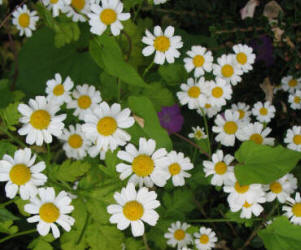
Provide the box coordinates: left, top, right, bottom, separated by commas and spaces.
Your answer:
12, 4, 39, 37
88, 0, 130, 36
116, 138, 169, 188
163, 151, 194, 187
24, 187, 75, 238
281, 75, 301, 93
197, 104, 222, 119
183, 46, 213, 77
154, 0, 168, 4
288, 90, 301, 110
142, 25, 183, 65
63, 0, 92, 22
42, 0, 70, 17
264, 174, 297, 203
213, 54, 243, 86
208, 78, 232, 107
60, 124, 90, 160
231, 102, 251, 122
18, 96, 66, 146
45, 73, 74, 106
203, 150, 235, 187
194, 227, 217, 250
164, 221, 192, 249
82, 101, 134, 154
237, 122, 275, 145
107, 183, 160, 237
284, 126, 301, 152
0, 148, 47, 200
232, 44, 256, 73
188, 126, 207, 140
251, 101, 276, 123
212, 110, 242, 147
283, 192, 301, 225
67, 84, 102, 120
177, 77, 210, 110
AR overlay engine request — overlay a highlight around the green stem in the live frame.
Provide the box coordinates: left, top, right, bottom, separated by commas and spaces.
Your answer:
142, 61, 154, 78
133, 0, 144, 22
142, 233, 150, 250
0, 199, 15, 208
188, 218, 262, 223
76, 211, 90, 245
0, 228, 36, 243
0, 126, 26, 148
200, 108, 211, 157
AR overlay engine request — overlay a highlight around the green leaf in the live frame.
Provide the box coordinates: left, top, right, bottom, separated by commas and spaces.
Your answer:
99, 72, 118, 101
54, 22, 80, 48
258, 216, 301, 250
28, 236, 54, 250
51, 160, 91, 182
234, 141, 301, 185
0, 208, 19, 222
128, 96, 172, 150
124, 238, 144, 250
98, 150, 121, 179
225, 211, 254, 227
0, 79, 13, 108
0, 141, 17, 158
0, 220, 18, 234
0, 102, 21, 131
158, 63, 188, 86
89, 35, 149, 88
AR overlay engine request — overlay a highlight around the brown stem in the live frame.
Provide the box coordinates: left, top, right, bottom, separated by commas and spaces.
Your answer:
218, 209, 239, 238
143, 233, 150, 250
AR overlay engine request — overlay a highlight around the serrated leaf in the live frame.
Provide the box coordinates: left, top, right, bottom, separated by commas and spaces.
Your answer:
0, 102, 21, 131
28, 237, 53, 250
0, 220, 18, 234
234, 141, 301, 185
0, 141, 17, 158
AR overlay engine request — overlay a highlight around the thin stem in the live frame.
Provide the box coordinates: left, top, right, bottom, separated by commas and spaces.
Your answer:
133, 0, 144, 22
0, 228, 36, 243
142, 233, 150, 250
0, 199, 15, 208
0, 126, 26, 148
142, 61, 154, 78
76, 211, 90, 245
200, 108, 211, 157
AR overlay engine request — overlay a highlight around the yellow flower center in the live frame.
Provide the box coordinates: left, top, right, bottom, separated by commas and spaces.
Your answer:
292, 203, 301, 217
9, 164, 31, 185
71, 0, 85, 11
39, 203, 60, 223
294, 96, 301, 104
195, 130, 203, 139
199, 234, 209, 244
77, 95, 91, 109
259, 107, 268, 116
153, 36, 170, 52
288, 79, 297, 87
188, 86, 200, 98
293, 135, 301, 145
249, 133, 263, 144
168, 163, 181, 176
214, 161, 227, 175
238, 109, 245, 119
132, 155, 154, 177
212, 86, 224, 98
100, 8, 117, 25
30, 110, 51, 130
243, 201, 252, 208
236, 52, 247, 65
123, 201, 144, 221
68, 134, 83, 149
270, 182, 282, 194
205, 103, 211, 109
97, 117, 117, 136
221, 64, 234, 78
53, 84, 64, 96
223, 121, 238, 134
174, 229, 185, 241
234, 182, 250, 193
193, 55, 205, 67
50, 0, 59, 4
18, 13, 30, 28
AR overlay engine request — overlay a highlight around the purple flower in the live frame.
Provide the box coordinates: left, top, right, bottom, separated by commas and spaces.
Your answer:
249, 35, 274, 67
158, 104, 184, 134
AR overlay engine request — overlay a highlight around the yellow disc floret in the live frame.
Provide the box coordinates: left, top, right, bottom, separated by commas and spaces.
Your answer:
68, 134, 83, 148
18, 13, 30, 28
77, 95, 91, 109
153, 36, 170, 52
53, 84, 64, 96
39, 202, 60, 223
100, 9, 117, 25
259, 107, 268, 116
214, 162, 227, 175
292, 203, 301, 217
188, 86, 201, 98
123, 201, 144, 221
223, 121, 238, 135
71, 0, 85, 11
174, 229, 185, 241
97, 117, 117, 136
293, 135, 301, 145
169, 163, 181, 176
199, 234, 209, 244
249, 133, 263, 144
221, 64, 234, 78
193, 55, 205, 67
270, 182, 282, 194
212, 86, 223, 98
132, 155, 154, 177
30, 110, 51, 130
9, 164, 31, 185
288, 79, 297, 87
236, 52, 247, 65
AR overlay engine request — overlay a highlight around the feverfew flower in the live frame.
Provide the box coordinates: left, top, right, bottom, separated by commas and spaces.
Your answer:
232, 44, 256, 73
288, 90, 301, 110
0, 148, 47, 200
42, 0, 70, 17
213, 54, 243, 86
88, 0, 130, 36
45, 73, 74, 105
82, 101, 134, 153
177, 77, 210, 110
197, 104, 221, 119
165, 221, 192, 249
142, 25, 183, 65
281, 75, 301, 93
188, 126, 207, 140
194, 227, 217, 250
67, 84, 102, 120
60, 124, 90, 160
284, 126, 301, 152
208, 78, 232, 107
264, 174, 297, 203
163, 151, 194, 186
283, 192, 301, 225
116, 138, 169, 187
203, 150, 235, 186
252, 101, 276, 123
231, 102, 251, 122
107, 183, 160, 237
184, 46, 213, 77
24, 187, 75, 238
12, 4, 39, 37
212, 110, 242, 147
18, 96, 66, 146
237, 122, 275, 145
63, 0, 92, 22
